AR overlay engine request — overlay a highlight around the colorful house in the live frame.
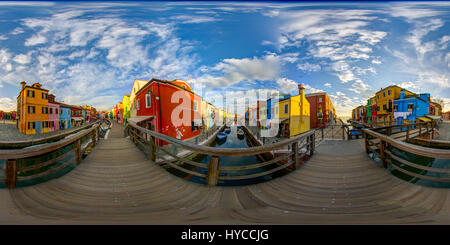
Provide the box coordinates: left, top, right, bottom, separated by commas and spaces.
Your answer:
17, 81, 50, 135
201, 100, 216, 130
70, 105, 84, 127
257, 100, 267, 129
430, 101, 442, 117
305, 92, 336, 128
123, 95, 130, 125
132, 78, 202, 146
58, 103, 72, 130
116, 102, 123, 124
276, 84, 310, 138
129, 79, 149, 118
366, 96, 376, 124
393, 90, 430, 125
47, 94, 60, 132
374, 85, 414, 125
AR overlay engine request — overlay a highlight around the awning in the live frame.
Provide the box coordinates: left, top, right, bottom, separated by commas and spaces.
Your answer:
128, 116, 154, 124
72, 117, 84, 121
417, 117, 431, 122
425, 115, 441, 120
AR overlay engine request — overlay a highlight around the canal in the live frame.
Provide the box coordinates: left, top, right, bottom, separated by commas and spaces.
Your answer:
167, 124, 292, 186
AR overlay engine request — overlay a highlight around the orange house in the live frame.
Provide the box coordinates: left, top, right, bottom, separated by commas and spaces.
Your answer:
17, 81, 50, 134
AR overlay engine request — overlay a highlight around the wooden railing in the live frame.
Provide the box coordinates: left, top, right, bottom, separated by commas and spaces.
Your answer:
0, 120, 100, 149
0, 123, 100, 188
363, 126, 450, 183
127, 121, 316, 186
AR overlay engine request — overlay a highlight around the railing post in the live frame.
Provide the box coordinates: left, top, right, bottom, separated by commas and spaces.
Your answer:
134, 128, 138, 144
5, 159, 17, 189
426, 123, 429, 139
207, 156, 220, 186
406, 124, 410, 141
310, 134, 315, 156
431, 121, 434, 139
75, 139, 81, 165
292, 142, 298, 169
364, 131, 369, 154
380, 141, 387, 168
149, 136, 156, 162
321, 127, 324, 140
91, 129, 96, 147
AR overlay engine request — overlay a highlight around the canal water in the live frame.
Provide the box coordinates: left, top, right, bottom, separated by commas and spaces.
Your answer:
168, 125, 291, 186
371, 122, 450, 188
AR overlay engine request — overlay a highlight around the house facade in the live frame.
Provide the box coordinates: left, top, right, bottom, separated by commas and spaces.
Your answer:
59, 104, 72, 130
374, 85, 414, 125
17, 81, 50, 135
47, 94, 60, 132
306, 92, 336, 128
133, 78, 202, 146
129, 79, 149, 118
276, 84, 310, 138
123, 95, 130, 125
393, 90, 430, 124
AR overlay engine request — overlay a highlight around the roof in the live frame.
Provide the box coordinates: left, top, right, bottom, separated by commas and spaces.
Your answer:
305, 92, 327, 97
135, 78, 201, 98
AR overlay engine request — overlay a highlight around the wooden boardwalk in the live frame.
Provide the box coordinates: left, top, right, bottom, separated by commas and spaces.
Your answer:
1, 123, 449, 224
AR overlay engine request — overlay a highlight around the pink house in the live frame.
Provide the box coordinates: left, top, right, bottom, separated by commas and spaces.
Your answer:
48, 94, 60, 132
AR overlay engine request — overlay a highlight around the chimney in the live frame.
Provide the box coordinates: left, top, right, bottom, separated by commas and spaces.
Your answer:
21, 81, 26, 90
298, 83, 305, 96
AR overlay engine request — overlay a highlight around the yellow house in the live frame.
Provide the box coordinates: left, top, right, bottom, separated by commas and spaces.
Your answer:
17, 81, 50, 135
375, 85, 414, 125
129, 79, 149, 118
276, 84, 310, 138
122, 95, 130, 124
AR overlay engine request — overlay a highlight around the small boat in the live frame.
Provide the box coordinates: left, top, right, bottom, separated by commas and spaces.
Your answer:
224, 127, 231, 134
216, 132, 228, 141
237, 129, 244, 139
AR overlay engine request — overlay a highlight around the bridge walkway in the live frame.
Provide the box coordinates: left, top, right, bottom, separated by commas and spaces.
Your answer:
1, 122, 449, 224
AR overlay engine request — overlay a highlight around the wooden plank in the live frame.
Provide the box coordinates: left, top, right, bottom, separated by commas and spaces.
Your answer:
219, 159, 295, 180
164, 161, 207, 178
158, 146, 208, 168
220, 152, 294, 171
5, 159, 17, 188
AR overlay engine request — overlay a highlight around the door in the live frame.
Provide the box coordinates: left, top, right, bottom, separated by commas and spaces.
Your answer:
36, 121, 41, 133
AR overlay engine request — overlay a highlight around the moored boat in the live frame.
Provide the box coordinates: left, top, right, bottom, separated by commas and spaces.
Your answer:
237, 129, 244, 139
217, 132, 228, 141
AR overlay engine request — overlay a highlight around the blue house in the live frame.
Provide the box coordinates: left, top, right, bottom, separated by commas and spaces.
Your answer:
267, 94, 291, 120
393, 90, 430, 125
59, 105, 72, 130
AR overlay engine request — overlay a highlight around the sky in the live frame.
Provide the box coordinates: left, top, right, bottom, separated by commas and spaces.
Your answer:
0, 1, 449, 117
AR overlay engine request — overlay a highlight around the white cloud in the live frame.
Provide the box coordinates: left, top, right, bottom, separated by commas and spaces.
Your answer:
0, 97, 16, 111
170, 15, 220, 24
324, 83, 331, 88
276, 77, 298, 93
192, 54, 281, 87
296, 62, 320, 72
371, 59, 382, 64
24, 34, 47, 46
348, 80, 371, 95
397, 81, 419, 91
10, 27, 25, 35
13, 54, 31, 64
303, 84, 324, 94
0, 35, 7, 40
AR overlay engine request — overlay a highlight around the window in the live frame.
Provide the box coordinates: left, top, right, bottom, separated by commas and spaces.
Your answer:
193, 101, 198, 111
191, 121, 198, 132
377, 95, 379, 99
407, 104, 413, 112
145, 93, 151, 108
49, 121, 54, 128
284, 104, 289, 114
27, 90, 35, 98
387, 90, 391, 96
383, 104, 387, 110
137, 99, 140, 110
55, 109, 58, 114
28, 121, 36, 130
49, 108, 53, 114
28, 106, 35, 114
42, 121, 48, 128
42, 93, 48, 99
383, 92, 386, 97
42, 107, 48, 114
318, 97, 322, 102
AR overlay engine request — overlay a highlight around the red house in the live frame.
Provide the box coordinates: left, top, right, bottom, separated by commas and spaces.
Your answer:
305, 92, 336, 128
131, 78, 202, 146
0, 110, 4, 120
70, 105, 84, 127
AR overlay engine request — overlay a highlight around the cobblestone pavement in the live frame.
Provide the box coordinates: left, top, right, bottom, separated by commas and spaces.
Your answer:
0, 121, 93, 142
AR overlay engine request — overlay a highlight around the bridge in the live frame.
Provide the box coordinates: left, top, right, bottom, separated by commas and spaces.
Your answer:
0, 120, 449, 224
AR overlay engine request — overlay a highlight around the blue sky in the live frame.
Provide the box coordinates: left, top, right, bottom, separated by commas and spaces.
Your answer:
0, 1, 449, 117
